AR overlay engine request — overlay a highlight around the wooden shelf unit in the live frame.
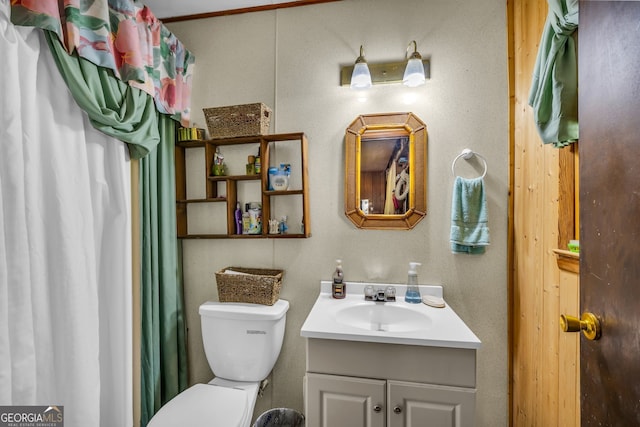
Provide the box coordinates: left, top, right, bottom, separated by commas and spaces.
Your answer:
175, 132, 310, 239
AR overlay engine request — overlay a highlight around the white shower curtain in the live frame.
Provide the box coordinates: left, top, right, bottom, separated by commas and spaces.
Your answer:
0, 3, 132, 426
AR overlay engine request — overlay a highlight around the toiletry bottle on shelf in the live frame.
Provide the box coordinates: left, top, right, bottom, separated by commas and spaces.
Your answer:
234, 203, 242, 235
332, 259, 345, 299
254, 147, 261, 174
212, 147, 225, 176
268, 167, 278, 190
247, 155, 256, 175
405, 262, 422, 303
248, 202, 262, 234
242, 205, 251, 234
279, 216, 288, 234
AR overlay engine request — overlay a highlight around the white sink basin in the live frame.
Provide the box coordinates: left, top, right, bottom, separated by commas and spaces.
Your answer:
301, 281, 481, 348
334, 303, 432, 332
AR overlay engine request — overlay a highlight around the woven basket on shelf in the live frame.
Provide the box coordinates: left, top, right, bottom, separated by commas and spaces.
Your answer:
215, 267, 283, 306
203, 103, 272, 138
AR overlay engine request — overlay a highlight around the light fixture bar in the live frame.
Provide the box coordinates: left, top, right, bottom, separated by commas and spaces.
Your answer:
340, 59, 430, 87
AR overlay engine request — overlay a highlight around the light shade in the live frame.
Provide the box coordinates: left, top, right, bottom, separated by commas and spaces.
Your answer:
350, 45, 372, 89
403, 58, 426, 87
403, 41, 426, 87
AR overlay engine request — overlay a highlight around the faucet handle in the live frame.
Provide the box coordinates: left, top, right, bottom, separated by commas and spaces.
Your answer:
385, 286, 396, 302
364, 285, 375, 299
363, 285, 396, 301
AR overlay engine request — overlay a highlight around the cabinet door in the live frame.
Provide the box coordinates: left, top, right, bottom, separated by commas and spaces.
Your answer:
306, 373, 385, 427
387, 380, 476, 427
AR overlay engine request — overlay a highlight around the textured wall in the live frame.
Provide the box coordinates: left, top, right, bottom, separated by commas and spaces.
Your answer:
167, 0, 508, 424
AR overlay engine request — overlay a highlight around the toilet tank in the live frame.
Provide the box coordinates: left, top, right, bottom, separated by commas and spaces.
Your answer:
199, 299, 289, 382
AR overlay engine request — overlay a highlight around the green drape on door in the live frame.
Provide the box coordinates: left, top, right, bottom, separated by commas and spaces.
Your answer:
528, 0, 579, 148
44, 31, 188, 426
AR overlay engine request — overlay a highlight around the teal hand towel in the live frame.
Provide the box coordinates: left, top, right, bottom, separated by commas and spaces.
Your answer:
450, 176, 490, 254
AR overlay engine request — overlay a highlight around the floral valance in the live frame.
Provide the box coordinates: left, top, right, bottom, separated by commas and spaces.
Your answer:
10, 0, 195, 126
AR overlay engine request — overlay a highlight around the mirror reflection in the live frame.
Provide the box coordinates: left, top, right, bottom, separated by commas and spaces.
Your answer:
345, 112, 427, 230
359, 133, 410, 215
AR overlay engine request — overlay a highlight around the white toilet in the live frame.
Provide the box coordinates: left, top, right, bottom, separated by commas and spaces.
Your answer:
148, 299, 290, 427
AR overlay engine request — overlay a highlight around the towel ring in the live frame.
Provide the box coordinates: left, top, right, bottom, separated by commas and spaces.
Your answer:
451, 148, 488, 179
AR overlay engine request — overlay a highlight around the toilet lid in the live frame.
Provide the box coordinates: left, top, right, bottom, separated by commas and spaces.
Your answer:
148, 384, 247, 427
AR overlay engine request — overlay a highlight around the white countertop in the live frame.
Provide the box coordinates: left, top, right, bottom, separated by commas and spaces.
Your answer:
300, 281, 481, 349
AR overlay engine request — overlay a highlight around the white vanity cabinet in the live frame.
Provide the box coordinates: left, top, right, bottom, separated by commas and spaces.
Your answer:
306, 373, 386, 427
304, 338, 477, 427
301, 283, 481, 427
387, 380, 475, 427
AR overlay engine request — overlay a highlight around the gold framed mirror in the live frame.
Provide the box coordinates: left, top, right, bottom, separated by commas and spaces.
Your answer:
345, 112, 427, 230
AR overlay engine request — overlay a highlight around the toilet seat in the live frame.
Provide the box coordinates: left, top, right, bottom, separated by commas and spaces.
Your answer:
148, 383, 248, 427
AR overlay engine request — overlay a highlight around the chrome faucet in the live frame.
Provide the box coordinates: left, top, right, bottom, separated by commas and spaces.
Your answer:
364, 285, 396, 302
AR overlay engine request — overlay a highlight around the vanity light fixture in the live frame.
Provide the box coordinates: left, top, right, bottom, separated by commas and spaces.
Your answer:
350, 45, 372, 89
341, 41, 430, 89
403, 40, 426, 87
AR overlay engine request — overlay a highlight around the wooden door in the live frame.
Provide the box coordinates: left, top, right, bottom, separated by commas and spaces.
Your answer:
578, 1, 640, 424
305, 373, 386, 427
387, 381, 475, 427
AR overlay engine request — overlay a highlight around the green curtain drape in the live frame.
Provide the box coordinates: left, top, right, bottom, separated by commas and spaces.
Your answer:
528, 0, 579, 148
139, 114, 188, 426
44, 31, 188, 426
45, 32, 161, 160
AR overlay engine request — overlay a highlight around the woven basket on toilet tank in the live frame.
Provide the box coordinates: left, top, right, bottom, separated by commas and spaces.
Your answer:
215, 267, 283, 306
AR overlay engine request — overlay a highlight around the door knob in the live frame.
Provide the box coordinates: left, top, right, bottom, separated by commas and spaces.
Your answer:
393, 406, 402, 414
373, 404, 383, 413
560, 312, 601, 340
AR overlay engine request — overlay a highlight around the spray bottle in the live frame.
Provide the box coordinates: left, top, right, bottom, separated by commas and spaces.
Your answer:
405, 262, 422, 303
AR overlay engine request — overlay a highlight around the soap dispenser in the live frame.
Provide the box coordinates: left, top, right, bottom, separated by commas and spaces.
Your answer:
332, 259, 346, 299
405, 262, 422, 303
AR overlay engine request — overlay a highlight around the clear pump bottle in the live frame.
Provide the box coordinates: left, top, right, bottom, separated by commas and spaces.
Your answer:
405, 262, 422, 303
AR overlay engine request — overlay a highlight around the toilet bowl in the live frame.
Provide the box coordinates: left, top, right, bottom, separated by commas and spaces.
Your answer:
148, 299, 289, 427
147, 382, 254, 427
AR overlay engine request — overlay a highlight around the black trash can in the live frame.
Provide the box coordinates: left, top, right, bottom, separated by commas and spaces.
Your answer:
253, 408, 305, 427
